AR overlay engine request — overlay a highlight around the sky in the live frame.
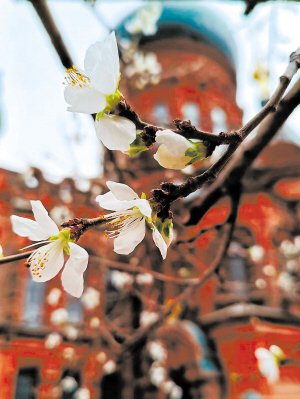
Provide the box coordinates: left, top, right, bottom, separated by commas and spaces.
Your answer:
0, 0, 299, 184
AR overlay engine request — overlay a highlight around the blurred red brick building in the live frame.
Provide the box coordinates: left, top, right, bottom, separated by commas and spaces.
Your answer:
1, 3, 300, 399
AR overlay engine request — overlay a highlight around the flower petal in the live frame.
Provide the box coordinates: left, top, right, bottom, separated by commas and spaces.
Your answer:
152, 227, 168, 259
154, 146, 190, 170
114, 218, 146, 255
95, 115, 136, 151
84, 32, 120, 94
31, 200, 59, 237
61, 243, 89, 298
64, 85, 106, 114
96, 192, 138, 212
156, 130, 191, 155
154, 130, 191, 170
106, 181, 138, 200
29, 241, 64, 282
10, 215, 45, 241
134, 199, 152, 218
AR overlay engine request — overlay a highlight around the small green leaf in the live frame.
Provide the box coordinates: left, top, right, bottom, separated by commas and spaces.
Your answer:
185, 141, 207, 165
96, 80, 122, 120
153, 217, 173, 245
126, 134, 148, 157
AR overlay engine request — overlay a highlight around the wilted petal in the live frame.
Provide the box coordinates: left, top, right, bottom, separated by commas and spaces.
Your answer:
152, 227, 168, 259
31, 200, 59, 237
95, 115, 136, 151
64, 85, 106, 114
84, 32, 120, 94
114, 218, 146, 255
61, 243, 89, 297
106, 181, 138, 201
29, 241, 64, 282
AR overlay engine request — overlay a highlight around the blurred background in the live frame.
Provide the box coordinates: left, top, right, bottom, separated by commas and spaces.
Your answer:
1, 1, 300, 398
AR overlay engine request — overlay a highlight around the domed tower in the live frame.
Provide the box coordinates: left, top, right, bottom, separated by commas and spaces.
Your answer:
119, 4, 242, 133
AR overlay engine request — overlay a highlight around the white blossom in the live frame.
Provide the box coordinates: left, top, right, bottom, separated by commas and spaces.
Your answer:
149, 364, 167, 387
248, 245, 265, 262
277, 271, 295, 292
81, 287, 100, 310
47, 288, 62, 306
103, 360, 117, 374
45, 332, 62, 350
136, 273, 154, 286
163, 382, 183, 399
90, 317, 101, 329
280, 240, 300, 258
147, 341, 167, 362
64, 32, 136, 151
125, 3, 162, 36
255, 346, 284, 384
125, 51, 161, 88
11, 200, 89, 298
154, 130, 206, 170
61, 376, 78, 392
96, 351, 107, 363
96, 181, 171, 258
286, 259, 300, 273
170, 385, 183, 399
140, 311, 159, 327
262, 264, 276, 277
110, 270, 134, 290
74, 387, 90, 399
64, 325, 79, 340
50, 308, 68, 325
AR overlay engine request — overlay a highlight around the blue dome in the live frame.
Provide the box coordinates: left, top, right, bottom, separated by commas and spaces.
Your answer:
182, 320, 218, 372
117, 3, 236, 63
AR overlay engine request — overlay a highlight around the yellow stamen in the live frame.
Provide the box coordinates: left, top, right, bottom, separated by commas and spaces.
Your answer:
65, 65, 90, 88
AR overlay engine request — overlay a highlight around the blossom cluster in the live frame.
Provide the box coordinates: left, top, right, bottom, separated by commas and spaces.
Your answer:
10, 30, 209, 297
64, 32, 207, 170
11, 182, 172, 297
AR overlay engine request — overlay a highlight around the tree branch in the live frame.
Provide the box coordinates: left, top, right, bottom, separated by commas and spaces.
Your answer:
150, 49, 300, 216
188, 77, 300, 225
120, 188, 240, 354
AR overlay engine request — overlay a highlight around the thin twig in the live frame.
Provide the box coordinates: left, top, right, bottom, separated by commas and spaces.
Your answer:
120, 188, 240, 354
29, 0, 73, 68
0, 251, 33, 265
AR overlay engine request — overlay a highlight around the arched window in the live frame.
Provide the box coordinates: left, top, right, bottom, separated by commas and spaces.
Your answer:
23, 278, 45, 327
152, 103, 170, 126
182, 102, 201, 127
67, 297, 83, 325
15, 368, 39, 399
211, 107, 227, 132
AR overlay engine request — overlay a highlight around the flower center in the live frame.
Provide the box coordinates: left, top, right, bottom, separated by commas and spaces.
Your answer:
96, 88, 122, 120
65, 66, 90, 88
49, 229, 73, 255
27, 230, 73, 278
104, 208, 143, 239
